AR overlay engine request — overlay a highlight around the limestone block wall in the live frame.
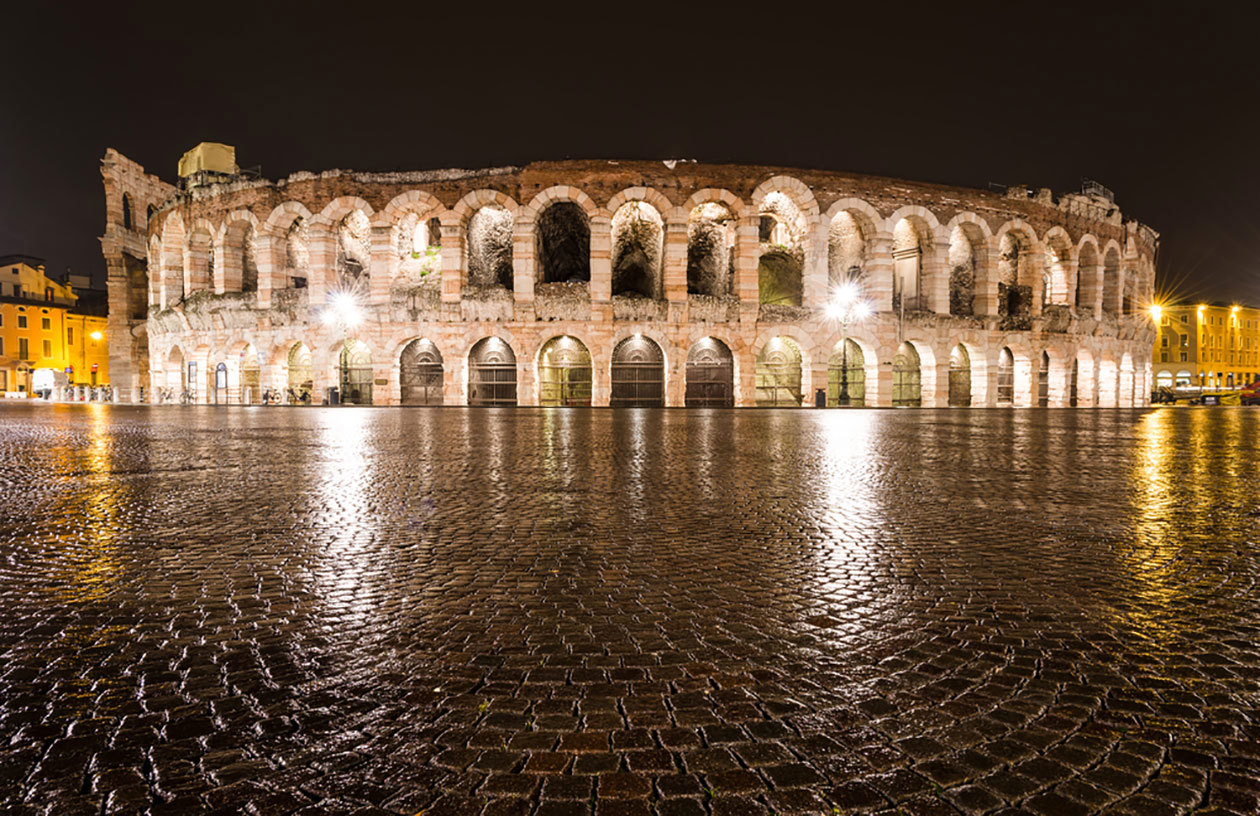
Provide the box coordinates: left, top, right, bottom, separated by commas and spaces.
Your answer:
104, 154, 1158, 407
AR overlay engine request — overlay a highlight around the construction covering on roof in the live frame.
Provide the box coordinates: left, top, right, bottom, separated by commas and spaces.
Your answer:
178, 143, 237, 178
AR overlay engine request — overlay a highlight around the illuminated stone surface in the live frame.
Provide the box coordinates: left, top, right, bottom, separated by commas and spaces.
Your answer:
0, 404, 1257, 815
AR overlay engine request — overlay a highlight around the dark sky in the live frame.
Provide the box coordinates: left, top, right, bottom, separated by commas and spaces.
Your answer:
4, 2, 1258, 304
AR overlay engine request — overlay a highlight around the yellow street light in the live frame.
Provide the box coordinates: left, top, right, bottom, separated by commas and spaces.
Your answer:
1148, 304, 1162, 323
89, 331, 103, 341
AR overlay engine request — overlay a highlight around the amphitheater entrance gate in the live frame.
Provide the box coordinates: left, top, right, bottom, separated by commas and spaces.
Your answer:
755, 337, 803, 406
400, 339, 443, 405
288, 343, 312, 403
468, 337, 517, 406
827, 339, 865, 407
685, 339, 734, 407
539, 336, 593, 407
339, 339, 373, 405
1038, 352, 1050, 407
948, 345, 971, 407
610, 335, 664, 407
241, 347, 260, 404
892, 342, 922, 407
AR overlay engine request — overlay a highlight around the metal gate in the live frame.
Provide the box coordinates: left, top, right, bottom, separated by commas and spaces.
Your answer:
287, 344, 312, 404
685, 339, 734, 407
755, 337, 802, 406
469, 337, 517, 406
948, 345, 971, 407
610, 335, 664, 407
892, 342, 921, 407
996, 348, 1014, 405
339, 339, 373, 405
827, 339, 865, 406
400, 339, 444, 405
538, 336, 592, 406
241, 352, 260, 404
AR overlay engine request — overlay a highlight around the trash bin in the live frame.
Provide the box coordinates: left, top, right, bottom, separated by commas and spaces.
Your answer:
327, 386, 340, 406
814, 388, 826, 408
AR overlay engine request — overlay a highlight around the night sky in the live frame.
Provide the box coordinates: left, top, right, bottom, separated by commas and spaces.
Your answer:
4, 2, 1257, 305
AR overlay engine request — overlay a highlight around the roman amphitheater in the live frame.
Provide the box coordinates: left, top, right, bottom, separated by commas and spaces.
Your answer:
99, 148, 1158, 408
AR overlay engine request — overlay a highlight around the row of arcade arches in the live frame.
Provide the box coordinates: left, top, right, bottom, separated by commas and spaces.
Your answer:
160, 334, 1135, 408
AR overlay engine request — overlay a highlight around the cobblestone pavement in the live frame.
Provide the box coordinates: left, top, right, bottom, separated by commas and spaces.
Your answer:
1, 404, 1259, 816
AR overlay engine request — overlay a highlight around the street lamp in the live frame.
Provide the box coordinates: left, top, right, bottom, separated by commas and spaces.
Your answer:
826, 282, 872, 406
323, 291, 362, 404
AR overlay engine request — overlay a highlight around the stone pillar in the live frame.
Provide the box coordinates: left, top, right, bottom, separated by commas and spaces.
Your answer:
589, 214, 612, 303
1013, 355, 1034, 407
1059, 259, 1078, 309
871, 358, 892, 408
865, 234, 894, 314
929, 358, 950, 407
440, 216, 464, 304
307, 226, 334, 307
311, 343, 333, 405
1048, 357, 1069, 407
255, 234, 276, 309
369, 225, 395, 306
662, 219, 688, 304
802, 230, 828, 312
1027, 253, 1045, 317
925, 239, 951, 315
213, 234, 230, 294
518, 354, 538, 407
513, 217, 536, 303
591, 346, 609, 407
974, 239, 999, 317
665, 349, 685, 407
735, 215, 759, 305
736, 346, 756, 407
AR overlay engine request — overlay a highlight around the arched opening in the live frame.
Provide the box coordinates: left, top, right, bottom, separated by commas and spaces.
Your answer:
339, 339, 373, 405
892, 342, 922, 407
757, 192, 805, 306
997, 348, 1015, 405
998, 232, 1033, 318
755, 336, 803, 406
467, 206, 514, 289
336, 210, 371, 286
949, 344, 971, 407
1076, 242, 1099, 313
121, 194, 133, 230
145, 203, 155, 225
400, 339, 444, 405
1155, 371, 1174, 389
1044, 235, 1072, 306
892, 219, 927, 312
687, 202, 735, 297
1102, 247, 1121, 314
468, 338, 517, 406
1037, 351, 1050, 406
536, 202, 590, 284
166, 346, 186, 401
395, 212, 440, 287
1175, 370, 1193, 387
827, 339, 865, 407
213, 361, 228, 405
827, 211, 866, 288
611, 202, 663, 299
1070, 358, 1080, 406
948, 226, 981, 316
538, 336, 592, 406
188, 226, 213, 293
610, 335, 665, 407
685, 338, 734, 407
225, 221, 258, 293
240, 345, 260, 404
283, 216, 310, 289
287, 343, 312, 403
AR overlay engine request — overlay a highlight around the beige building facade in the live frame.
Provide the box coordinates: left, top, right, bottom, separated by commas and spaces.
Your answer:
1152, 303, 1260, 390
100, 151, 1158, 408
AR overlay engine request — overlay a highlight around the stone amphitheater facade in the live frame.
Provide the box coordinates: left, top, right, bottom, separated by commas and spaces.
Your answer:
99, 150, 1158, 408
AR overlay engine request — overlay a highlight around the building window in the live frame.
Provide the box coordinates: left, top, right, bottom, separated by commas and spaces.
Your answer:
41, 317, 50, 330
1181, 315, 1188, 323
17, 315, 26, 328
1161, 336, 1168, 347
67, 327, 73, 345
0, 338, 4, 355
41, 340, 51, 358
18, 338, 28, 359
1161, 352, 1168, 362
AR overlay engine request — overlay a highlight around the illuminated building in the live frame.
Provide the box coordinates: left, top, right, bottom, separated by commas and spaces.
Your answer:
1151, 302, 1260, 389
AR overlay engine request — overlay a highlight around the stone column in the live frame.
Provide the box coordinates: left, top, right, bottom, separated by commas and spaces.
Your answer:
929, 357, 951, 407
736, 346, 757, 407
307, 226, 334, 307
369, 225, 395, 306
871, 358, 892, 407
513, 217, 535, 304
662, 219, 688, 304
1059, 258, 1078, 309
439, 217, 464, 304
213, 234, 231, 294
1048, 356, 1069, 407
589, 214, 612, 303
254, 234, 276, 309
802, 228, 828, 312
974, 239, 999, 317
864, 234, 894, 314
735, 215, 759, 306
925, 239, 951, 314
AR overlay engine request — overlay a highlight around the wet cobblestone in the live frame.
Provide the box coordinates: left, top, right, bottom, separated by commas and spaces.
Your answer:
1, 404, 1258, 815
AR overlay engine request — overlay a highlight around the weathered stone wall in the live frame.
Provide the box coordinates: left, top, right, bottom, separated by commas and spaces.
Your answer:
106, 153, 1157, 408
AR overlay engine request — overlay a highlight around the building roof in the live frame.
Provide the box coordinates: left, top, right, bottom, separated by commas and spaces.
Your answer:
0, 254, 46, 268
